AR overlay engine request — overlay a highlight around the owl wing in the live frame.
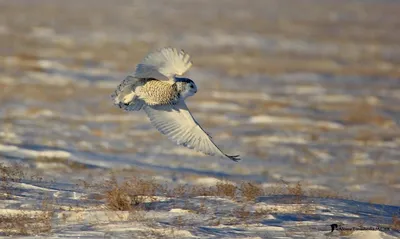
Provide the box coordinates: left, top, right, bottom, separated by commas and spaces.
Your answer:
110, 75, 145, 111
134, 47, 192, 82
143, 101, 240, 161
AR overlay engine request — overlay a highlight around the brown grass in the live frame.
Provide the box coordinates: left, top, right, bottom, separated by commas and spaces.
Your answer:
0, 162, 374, 236
0, 163, 55, 236
101, 177, 352, 213
105, 183, 133, 211
170, 184, 187, 198
286, 181, 305, 204
215, 181, 237, 199
189, 185, 217, 197
0, 161, 358, 235
0, 163, 25, 199
287, 181, 304, 196
341, 102, 392, 126
0, 173, 53, 236
101, 178, 268, 213
239, 182, 263, 202
104, 175, 159, 211
0, 210, 53, 236
391, 215, 400, 231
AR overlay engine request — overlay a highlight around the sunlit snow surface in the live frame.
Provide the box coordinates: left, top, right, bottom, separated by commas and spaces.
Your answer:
0, 0, 399, 238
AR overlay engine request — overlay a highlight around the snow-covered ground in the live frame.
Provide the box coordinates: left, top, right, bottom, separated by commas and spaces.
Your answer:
0, 161, 399, 238
0, 0, 399, 238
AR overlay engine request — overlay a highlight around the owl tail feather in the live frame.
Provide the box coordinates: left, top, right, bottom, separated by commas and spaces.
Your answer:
111, 75, 144, 111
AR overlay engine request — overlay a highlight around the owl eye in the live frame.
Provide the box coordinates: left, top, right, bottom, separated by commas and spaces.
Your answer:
190, 85, 194, 88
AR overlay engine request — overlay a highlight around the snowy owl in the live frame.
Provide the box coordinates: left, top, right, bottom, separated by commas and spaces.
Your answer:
111, 47, 240, 161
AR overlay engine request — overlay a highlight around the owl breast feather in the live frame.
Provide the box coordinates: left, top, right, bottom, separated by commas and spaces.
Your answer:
139, 79, 179, 105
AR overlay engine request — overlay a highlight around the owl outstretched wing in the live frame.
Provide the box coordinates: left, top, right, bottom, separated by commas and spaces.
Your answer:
143, 100, 240, 162
134, 47, 192, 82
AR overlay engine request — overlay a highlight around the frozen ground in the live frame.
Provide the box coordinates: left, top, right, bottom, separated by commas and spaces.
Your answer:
0, 169, 399, 238
0, 0, 399, 238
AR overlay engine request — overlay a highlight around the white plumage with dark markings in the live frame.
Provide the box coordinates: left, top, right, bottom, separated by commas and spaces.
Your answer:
111, 47, 240, 162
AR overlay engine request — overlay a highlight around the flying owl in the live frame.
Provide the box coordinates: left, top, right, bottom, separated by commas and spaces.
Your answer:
111, 47, 240, 161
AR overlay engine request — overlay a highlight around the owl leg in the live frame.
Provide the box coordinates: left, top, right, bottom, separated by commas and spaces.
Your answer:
121, 91, 136, 105
112, 76, 144, 111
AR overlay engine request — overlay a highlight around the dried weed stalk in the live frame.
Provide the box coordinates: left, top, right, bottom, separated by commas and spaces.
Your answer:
239, 182, 263, 202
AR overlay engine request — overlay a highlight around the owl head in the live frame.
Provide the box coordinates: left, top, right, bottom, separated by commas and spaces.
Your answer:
175, 77, 197, 99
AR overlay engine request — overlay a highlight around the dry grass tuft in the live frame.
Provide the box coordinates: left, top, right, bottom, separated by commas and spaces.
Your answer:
97, 174, 354, 222
239, 182, 263, 202
215, 181, 237, 199
0, 163, 25, 181
170, 184, 187, 198
391, 215, 400, 231
0, 163, 25, 199
341, 102, 391, 126
104, 175, 160, 211
0, 210, 53, 236
189, 185, 217, 197
105, 182, 133, 211
0, 192, 54, 236
287, 181, 304, 196
286, 181, 305, 203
